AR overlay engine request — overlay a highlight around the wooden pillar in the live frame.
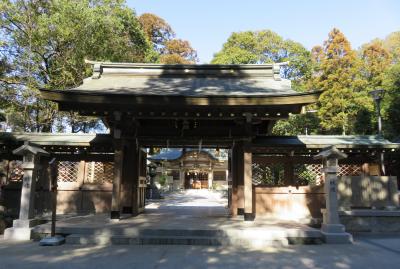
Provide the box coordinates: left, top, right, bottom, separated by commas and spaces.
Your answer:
111, 139, 124, 219
230, 141, 246, 217
243, 143, 254, 221
179, 168, 185, 190
284, 161, 294, 186
121, 141, 135, 214
131, 142, 140, 216
227, 150, 232, 210
230, 145, 238, 217
208, 170, 213, 189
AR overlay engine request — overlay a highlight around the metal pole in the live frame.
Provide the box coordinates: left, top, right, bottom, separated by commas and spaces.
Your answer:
377, 100, 382, 136
376, 99, 385, 175
39, 157, 64, 246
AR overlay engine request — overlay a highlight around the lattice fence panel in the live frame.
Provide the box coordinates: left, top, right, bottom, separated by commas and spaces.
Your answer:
85, 162, 114, 184
252, 162, 284, 186
57, 161, 79, 182
338, 164, 362, 176
294, 164, 323, 185
8, 160, 24, 182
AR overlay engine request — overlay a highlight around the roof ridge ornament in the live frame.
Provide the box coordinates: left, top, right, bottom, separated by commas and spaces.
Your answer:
273, 62, 289, 81
85, 59, 103, 79
92, 63, 102, 79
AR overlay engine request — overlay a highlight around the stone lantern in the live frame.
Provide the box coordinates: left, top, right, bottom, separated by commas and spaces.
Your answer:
314, 146, 353, 244
4, 142, 49, 240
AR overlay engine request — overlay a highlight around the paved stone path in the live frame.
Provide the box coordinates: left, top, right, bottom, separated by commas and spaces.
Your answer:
33, 189, 315, 232
1, 234, 400, 269
146, 189, 229, 216
2, 190, 400, 268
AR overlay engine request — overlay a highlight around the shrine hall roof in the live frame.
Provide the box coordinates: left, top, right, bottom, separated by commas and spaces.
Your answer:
53, 62, 297, 97
39, 62, 322, 108
148, 148, 221, 161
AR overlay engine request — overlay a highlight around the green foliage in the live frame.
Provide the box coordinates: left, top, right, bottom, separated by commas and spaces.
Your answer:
158, 174, 167, 186
211, 30, 312, 91
359, 41, 392, 91
383, 63, 400, 139
310, 28, 371, 134
252, 163, 284, 186
294, 164, 317, 186
0, 0, 153, 132
383, 31, 400, 64
353, 107, 375, 135
272, 112, 320, 135
212, 28, 400, 136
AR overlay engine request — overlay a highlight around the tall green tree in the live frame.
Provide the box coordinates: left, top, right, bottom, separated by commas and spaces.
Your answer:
359, 41, 392, 90
310, 28, 369, 134
211, 30, 312, 91
356, 31, 400, 137
383, 31, 400, 64
352, 41, 392, 135
0, 0, 152, 132
383, 63, 400, 139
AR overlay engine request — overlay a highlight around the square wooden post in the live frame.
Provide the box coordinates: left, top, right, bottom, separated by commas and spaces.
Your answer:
131, 142, 140, 216
243, 143, 254, 221
111, 139, 124, 219
121, 141, 135, 214
227, 150, 232, 210
230, 145, 238, 217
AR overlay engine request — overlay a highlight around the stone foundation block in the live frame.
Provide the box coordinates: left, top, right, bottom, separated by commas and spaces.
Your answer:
321, 231, 353, 244
4, 227, 33, 241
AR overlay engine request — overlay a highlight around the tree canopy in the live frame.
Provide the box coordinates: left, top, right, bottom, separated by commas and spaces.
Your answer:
212, 28, 400, 137
0, 1, 195, 132
138, 13, 198, 64
1, 2, 399, 139
211, 30, 312, 91
308, 28, 370, 134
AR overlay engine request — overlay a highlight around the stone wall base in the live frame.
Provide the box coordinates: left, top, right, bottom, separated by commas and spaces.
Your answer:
339, 210, 400, 233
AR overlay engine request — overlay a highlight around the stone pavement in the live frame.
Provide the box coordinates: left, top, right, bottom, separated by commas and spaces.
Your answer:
33, 189, 316, 231
0, 234, 400, 269
1, 190, 400, 268
32, 189, 321, 247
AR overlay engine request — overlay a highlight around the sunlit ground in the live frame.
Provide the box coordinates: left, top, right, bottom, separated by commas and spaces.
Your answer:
0, 234, 400, 269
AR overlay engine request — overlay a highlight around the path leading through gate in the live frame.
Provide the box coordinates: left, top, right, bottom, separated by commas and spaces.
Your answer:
33, 189, 322, 246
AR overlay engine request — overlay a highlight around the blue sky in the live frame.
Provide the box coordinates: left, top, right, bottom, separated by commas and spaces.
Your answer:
128, 0, 400, 63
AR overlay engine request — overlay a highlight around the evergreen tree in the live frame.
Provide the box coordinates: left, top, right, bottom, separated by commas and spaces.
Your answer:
310, 28, 367, 134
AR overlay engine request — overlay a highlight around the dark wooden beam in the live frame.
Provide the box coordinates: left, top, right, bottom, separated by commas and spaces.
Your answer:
42, 89, 320, 108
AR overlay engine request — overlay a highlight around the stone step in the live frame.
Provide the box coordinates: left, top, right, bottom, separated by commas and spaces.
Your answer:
34, 226, 321, 239
65, 234, 290, 247
139, 229, 227, 237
